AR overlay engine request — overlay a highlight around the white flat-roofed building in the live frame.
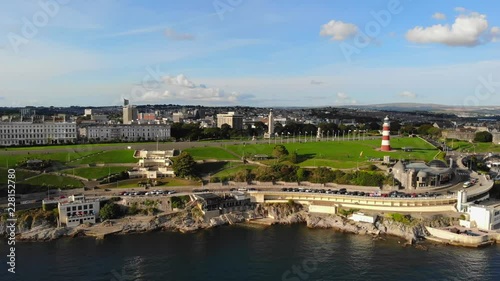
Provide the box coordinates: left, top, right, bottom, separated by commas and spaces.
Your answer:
58, 195, 100, 227
468, 202, 500, 230
82, 124, 170, 142
0, 118, 77, 146
350, 212, 377, 224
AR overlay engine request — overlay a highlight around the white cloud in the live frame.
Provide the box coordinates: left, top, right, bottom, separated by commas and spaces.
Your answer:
320, 20, 358, 41
432, 13, 446, 20
337, 92, 349, 99
491, 26, 500, 42
455, 7, 467, 13
130, 74, 254, 104
164, 28, 195, 41
406, 11, 491, 46
335, 92, 357, 104
399, 90, 417, 98
310, 80, 324, 85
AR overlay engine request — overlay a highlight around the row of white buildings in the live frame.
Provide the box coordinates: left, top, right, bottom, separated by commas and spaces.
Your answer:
0, 120, 171, 146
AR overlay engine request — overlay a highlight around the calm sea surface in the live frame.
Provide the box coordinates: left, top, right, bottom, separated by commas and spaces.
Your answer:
2, 224, 500, 281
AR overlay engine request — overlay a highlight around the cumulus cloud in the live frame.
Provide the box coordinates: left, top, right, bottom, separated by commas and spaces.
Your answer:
164, 28, 195, 41
320, 20, 358, 40
310, 80, 324, 85
130, 74, 253, 104
491, 26, 500, 42
406, 11, 491, 46
399, 90, 417, 98
432, 13, 446, 20
335, 92, 356, 104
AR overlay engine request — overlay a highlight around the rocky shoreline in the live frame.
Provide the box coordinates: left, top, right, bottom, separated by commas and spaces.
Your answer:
1, 203, 456, 244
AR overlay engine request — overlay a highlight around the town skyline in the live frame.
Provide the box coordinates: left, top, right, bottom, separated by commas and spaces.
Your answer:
1, 1, 500, 107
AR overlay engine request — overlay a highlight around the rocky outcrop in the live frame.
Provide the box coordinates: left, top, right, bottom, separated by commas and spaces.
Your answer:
1, 203, 457, 243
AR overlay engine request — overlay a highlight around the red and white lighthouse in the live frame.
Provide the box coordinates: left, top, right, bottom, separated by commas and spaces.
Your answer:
380, 116, 391, 151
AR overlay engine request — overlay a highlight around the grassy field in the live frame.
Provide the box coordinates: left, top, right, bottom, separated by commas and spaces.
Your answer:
444, 139, 500, 153
0, 168, 39, 181
0, 151, 101, 168
71, 150, 136, 164
224, 137, 438, 169
61, 167, 130, 180
213, 164, 258, 178
20, 174, 84, 188
184, 147, 240, 160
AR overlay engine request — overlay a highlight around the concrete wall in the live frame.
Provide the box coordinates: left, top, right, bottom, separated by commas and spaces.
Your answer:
309, 205, 337, 214
251, 191, 458, 213
442, 131, 476, 142
426, 227, 489, 244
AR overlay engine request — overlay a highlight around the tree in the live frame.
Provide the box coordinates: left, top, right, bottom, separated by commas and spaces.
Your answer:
272, 145, 289, 158
173, 151, 197, 178
289, 151, 298, 164
474, 131, 492, 142
99, 203, 122, 220
296, 168, 307, 182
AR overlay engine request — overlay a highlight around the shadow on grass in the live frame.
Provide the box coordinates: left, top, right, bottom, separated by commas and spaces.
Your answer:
195, 161, 231, 175
297, 153, 316, 163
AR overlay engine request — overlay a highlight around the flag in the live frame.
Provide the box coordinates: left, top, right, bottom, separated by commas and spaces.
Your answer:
359, 151, 363, 157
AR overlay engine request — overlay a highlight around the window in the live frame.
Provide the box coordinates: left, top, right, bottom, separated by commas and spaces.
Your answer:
78, 205, 82, 210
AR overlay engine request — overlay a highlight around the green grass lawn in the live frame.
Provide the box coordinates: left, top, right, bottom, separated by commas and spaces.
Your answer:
0, 168, 39, 181
444, 139, 500, 153
61, 167, 130, 180
20, 174, 84, 188
71, 150, 136, 164
224, 137, 438, 169
0, 151, 101, 168
213, 164, 258, 178
184, 147, 240, 160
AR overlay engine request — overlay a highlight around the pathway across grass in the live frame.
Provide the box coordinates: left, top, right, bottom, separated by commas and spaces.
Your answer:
61, 167, 130, 180
71, 150, 136, 164
20, 174, 84, 188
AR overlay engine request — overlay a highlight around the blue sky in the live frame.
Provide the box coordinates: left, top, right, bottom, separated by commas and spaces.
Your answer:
1, 0, 499, 107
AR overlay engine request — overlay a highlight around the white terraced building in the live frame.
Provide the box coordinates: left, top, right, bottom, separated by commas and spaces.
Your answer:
128, 149, 177, 179
0, 119, 77, 146
80, 124, 171, 142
